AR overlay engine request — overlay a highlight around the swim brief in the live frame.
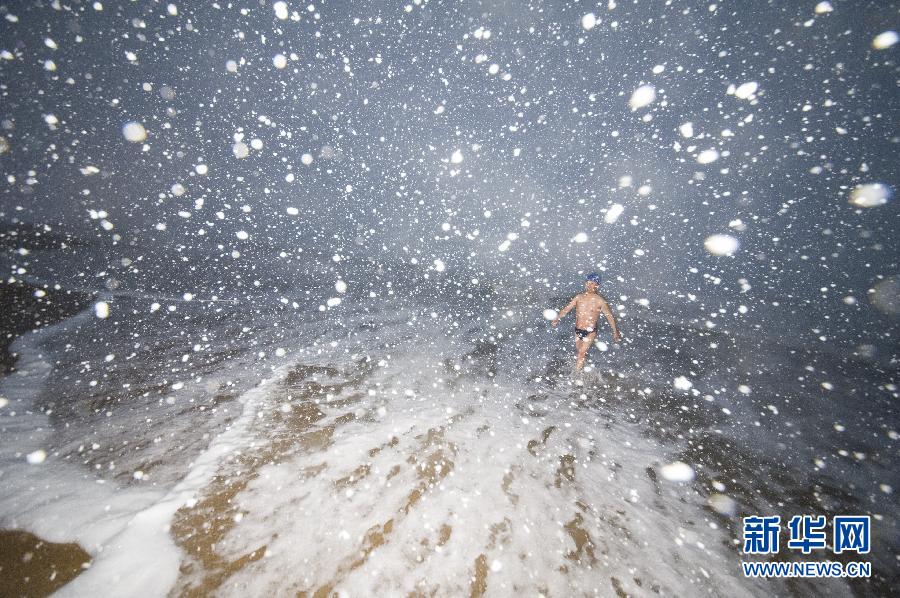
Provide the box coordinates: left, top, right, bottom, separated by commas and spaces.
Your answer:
574, 327, 595, 339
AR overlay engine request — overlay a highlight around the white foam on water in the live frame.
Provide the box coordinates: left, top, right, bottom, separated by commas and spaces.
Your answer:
0, 301, 311, 596
59, 368, 293, 597
0, 310, 166, 556
2, 296, 889, 595
189, 328, 771, 597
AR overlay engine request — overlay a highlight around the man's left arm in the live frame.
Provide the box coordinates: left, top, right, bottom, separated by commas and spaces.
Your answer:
599, 298, 622, 341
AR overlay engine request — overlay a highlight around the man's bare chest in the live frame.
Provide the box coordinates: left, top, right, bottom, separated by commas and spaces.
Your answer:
576, 296, 602, 312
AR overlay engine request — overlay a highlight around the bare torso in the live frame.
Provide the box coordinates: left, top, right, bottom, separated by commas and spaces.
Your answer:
574, 292, 606, 330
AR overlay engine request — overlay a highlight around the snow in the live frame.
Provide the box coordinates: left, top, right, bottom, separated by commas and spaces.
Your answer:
733, 81, 758, 100
94, 301, 110, 319
708, 494, 737, 516
581, 13, 597, 31
673, 376, 693, 391
604, 203, 624, 223
232, 142, 250, 159
697, 148, 719, 164
660, 461, 695, 482
2, 1, 897, 594
122, 122, 147, 142
849, 183, 890, 207
872, 31, 899, 50
628, 84, 656, 111
704, 234, 739, 256
26, 449, 47, 464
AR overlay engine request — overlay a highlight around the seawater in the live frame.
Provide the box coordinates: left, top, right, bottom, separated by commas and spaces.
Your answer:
0, 290, 896, 596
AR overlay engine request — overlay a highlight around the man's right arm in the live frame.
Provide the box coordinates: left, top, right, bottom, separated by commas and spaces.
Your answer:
552, 297, 577, 327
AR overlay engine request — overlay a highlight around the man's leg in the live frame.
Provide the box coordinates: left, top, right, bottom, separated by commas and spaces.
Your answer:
575, 336, 587, 370
576, 333, 597, 370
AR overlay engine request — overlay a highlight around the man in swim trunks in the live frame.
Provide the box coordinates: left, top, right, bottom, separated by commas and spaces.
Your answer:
551, 272, 622, 370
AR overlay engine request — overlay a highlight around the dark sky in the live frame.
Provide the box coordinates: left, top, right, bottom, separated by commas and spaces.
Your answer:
1, 0, 898, 349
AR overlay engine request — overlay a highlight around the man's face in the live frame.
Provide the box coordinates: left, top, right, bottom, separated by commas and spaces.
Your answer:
585, 281, 598, 292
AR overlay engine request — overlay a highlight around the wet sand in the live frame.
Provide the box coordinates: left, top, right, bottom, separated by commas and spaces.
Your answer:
0, 529, 91, 597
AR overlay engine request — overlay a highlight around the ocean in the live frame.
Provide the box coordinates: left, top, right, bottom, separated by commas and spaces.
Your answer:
0, 279, 895, 596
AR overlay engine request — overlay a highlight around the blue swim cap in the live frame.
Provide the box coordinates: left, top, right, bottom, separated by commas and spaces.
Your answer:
586, 272, 601, 285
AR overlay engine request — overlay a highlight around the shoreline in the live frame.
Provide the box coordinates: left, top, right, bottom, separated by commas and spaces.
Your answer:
0, 278, 96, 594
0, 279, 95, 376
